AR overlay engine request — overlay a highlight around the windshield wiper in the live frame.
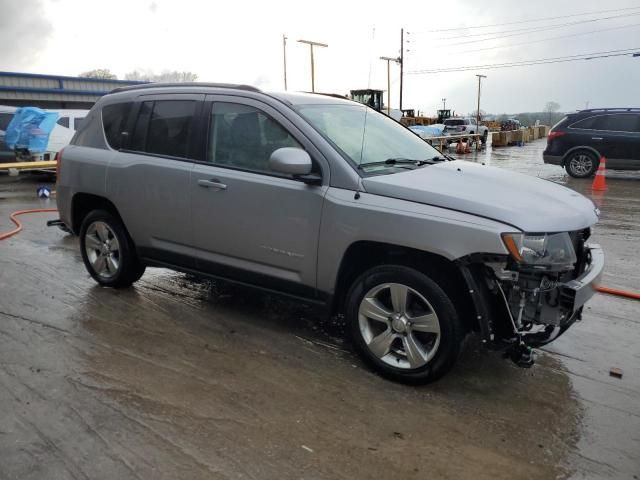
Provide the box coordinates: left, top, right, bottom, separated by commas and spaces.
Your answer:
359, 155, 452, 170
358, 158, 420, 169
426, 155, 452, 163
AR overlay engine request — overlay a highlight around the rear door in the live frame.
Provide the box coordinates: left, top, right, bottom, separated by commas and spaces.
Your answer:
190, 95, 328, 295
569, 114, 640, 168
106, 94, 204, 262
596, 114, 640, 169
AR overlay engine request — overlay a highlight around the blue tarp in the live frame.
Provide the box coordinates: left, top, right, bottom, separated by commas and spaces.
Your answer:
4, 107, 59, 153
409, 125, 445, 137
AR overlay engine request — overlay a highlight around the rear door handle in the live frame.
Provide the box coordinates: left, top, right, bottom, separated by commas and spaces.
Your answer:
198, 179, 227, 190
591, 137, 603, 140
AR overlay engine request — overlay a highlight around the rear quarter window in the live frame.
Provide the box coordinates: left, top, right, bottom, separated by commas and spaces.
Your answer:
102, 102, 133, 150
570, 116, 599, 130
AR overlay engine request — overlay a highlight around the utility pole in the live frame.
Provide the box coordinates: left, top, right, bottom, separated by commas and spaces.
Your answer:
475, 74, 487, 135
442, 98, 446, 110
399, 28, 404, 111
282, 34, 288, 91
298, 39, 328, 93
380, 56, 400, 115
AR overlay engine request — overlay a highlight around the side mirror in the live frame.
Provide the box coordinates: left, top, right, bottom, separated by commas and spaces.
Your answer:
269, 147, 322, 185
269, 147, 312, 175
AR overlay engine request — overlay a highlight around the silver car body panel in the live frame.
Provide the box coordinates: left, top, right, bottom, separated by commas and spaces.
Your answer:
362, 160, 599, 232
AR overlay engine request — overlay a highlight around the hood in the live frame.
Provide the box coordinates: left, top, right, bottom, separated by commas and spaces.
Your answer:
362, 161, 599, 232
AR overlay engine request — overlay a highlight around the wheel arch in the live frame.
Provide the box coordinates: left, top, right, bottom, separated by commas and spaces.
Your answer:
331, 240, 478, 332
561, 146, 601, 166
71, 193, 123, 235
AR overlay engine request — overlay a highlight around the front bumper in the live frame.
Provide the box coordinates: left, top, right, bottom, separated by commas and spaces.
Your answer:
560, 243, 604, 315
522, 243, 604, 347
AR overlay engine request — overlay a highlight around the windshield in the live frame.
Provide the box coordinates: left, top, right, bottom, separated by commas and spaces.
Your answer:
296, 103, 442, 172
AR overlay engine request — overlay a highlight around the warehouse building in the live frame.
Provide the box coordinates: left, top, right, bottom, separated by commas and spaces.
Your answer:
0, 71, 144, 109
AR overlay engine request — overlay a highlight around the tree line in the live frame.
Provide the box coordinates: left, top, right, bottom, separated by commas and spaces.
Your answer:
79, 68, 198, 82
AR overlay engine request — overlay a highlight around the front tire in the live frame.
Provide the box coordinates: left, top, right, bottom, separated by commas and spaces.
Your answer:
565, 151, 598, 178
345, 265, 464, 384
481, 130, 488, 145
79, 210, 145, 288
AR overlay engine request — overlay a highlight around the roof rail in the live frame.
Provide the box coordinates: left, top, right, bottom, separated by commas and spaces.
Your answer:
577, 107, 640, 113
110, 82, 261, 94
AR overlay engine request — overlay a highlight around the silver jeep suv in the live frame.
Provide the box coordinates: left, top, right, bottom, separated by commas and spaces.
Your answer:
56, 83, 604, 383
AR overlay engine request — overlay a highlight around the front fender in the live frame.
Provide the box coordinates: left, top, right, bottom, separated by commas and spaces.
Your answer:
316, 188, 513, 294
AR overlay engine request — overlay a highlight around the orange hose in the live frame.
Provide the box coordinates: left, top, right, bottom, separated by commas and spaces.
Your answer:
0, 208, 58, 240
1, 209, 639, 302
595, 285, 640, 300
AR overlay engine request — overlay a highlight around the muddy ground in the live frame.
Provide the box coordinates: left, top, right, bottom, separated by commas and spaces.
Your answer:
0, 139, 638, 479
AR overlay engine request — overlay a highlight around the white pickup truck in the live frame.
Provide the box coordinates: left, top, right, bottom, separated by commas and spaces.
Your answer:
443, 117, 489, 144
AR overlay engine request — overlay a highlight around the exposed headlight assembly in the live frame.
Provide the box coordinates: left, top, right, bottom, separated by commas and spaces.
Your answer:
501, 232, 577, 269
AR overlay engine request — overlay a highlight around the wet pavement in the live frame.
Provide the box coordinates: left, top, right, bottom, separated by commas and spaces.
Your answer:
0, 139, 638, 479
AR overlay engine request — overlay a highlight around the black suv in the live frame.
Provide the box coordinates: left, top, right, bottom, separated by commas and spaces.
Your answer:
543, 108, 640, 177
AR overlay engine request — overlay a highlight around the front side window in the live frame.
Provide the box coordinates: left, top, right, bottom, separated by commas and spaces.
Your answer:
297, 103, 441, 174
102, 102, 133, 150
208, 103, 300, 173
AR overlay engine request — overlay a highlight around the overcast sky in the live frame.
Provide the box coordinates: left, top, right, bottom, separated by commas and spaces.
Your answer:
1, 0, 639, 115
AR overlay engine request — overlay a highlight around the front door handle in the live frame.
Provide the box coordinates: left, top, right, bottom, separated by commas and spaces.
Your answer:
198, 179, 227, 190
591, 137, 603, 140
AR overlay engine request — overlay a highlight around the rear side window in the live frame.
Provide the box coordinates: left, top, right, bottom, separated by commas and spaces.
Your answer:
74, 117, 86, 131
102, 102, 133, 150
0, 113, 13, 131
602, 114, 639, 132
571, 114, 639, 132
130, 100, 196, 158
57, 116, 70, 128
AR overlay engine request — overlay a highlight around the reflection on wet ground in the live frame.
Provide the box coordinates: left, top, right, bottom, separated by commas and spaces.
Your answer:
0, 141, 638, 479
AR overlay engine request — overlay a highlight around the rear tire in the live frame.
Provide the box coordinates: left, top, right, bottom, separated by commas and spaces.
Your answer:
565, 151, 598, 178
79, 210, 145, 288
345, 265, 464, 384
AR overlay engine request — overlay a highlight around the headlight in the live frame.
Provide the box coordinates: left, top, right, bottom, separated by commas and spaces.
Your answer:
501, 232, 577, 268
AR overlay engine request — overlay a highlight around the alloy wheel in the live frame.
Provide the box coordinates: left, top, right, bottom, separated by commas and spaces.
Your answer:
569, 154, 594, 176
358, 283, 441, 369
84, 221, 121, 279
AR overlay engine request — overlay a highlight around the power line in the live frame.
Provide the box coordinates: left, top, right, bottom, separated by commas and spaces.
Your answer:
406, 47, 640, 74
450, 22, 640, 55
408, 5, 640, 33
425, 11, 640, 44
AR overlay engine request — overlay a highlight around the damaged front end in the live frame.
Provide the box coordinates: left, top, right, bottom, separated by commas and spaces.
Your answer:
459, 228, 604, 367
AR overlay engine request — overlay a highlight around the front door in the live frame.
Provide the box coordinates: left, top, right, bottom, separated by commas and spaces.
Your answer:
190, 96, 328, 295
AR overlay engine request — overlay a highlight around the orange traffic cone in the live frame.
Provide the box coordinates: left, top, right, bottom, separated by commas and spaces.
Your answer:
592, 156, 607, 191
